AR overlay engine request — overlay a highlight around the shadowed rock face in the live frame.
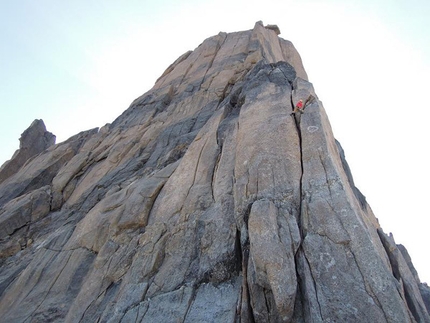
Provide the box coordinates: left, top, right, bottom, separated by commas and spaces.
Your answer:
0, 21, 429, 323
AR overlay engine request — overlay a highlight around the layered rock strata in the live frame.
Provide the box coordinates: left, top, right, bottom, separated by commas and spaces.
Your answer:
0, 21, 429, 323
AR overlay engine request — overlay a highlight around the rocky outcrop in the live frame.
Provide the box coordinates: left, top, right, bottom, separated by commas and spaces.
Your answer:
0, 21, 428, 322
0, 119, 55, 184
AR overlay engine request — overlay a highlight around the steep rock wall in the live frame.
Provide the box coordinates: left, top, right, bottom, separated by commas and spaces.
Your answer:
0, 21, 428, 323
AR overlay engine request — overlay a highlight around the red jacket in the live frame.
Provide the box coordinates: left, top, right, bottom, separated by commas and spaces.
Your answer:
296, 100, 303, 109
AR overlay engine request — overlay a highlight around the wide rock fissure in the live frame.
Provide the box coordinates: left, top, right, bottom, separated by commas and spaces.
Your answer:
0, 21, 429, 323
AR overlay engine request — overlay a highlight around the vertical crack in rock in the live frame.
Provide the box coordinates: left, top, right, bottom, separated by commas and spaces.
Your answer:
289, 80, 323, 322
290, 82, 304, 238
25, 250, 73, 321
184, 137, 207, 206
347, 244, 389, 321
198, 32, 227, 92
302, 250, 324, 320
238, 217, 256, 323
317, 151, 333, 198
211, 150, 221, 203
181, 285, 197, 323
176, 62, 194, 92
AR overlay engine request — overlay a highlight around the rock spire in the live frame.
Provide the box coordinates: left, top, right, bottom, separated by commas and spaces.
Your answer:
0, 119, 55, 184
0, 21, 429, 323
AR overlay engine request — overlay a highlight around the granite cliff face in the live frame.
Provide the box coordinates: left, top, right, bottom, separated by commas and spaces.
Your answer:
0, 21, 429, 323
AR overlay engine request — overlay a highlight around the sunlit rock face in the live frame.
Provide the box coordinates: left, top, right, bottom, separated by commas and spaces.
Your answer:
0, 21, 429, 323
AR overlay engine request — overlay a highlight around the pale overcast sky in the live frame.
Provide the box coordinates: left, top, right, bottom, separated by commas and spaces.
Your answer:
1, 0, 429, 283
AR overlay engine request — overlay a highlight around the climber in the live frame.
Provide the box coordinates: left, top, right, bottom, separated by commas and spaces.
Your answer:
291, 99, 304, 115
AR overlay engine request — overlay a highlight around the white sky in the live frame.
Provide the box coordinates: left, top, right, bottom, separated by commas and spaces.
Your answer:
1, 0, 429, 283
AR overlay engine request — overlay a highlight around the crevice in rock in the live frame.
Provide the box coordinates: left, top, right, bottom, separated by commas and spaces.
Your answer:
302, 249, 324, 320
83, 281, 118, 322
4, 221, 30, 239
26, 251, 74, 321
290, 82, 304, 238
177, 62, 195, 92
180, 137, 208, 213
322, 199, 351, 246
210, 150, 221, 204
290, 79, 314, 322
198, 34, 227, 93
137, 300, 150, 322
348, 245, 388, 321
137, 181, 167, 229
237, 218, 256, 323
12, 249, 59, 318
181, 285, 197, 323
263, 290, 271, 320
317, 151, 333, 198
240, 258, 256, 323
234, 229, 243, 277
218, 83, 230, 105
